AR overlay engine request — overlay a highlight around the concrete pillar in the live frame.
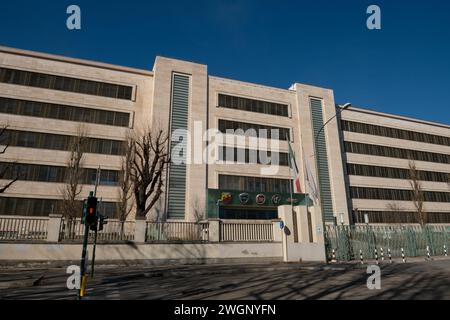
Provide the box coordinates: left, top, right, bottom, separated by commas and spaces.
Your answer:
208, 219, 220, 242
272, 220, 283, 242
134, 219, 147, 243
296, 206, 311, 243
278, 205, 326, 263
278, 206, 294, 262
310, 205, 325, 244
46, 214, 63, 243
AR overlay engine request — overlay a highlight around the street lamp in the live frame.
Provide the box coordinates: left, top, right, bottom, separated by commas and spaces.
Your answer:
314, 103, 351, 143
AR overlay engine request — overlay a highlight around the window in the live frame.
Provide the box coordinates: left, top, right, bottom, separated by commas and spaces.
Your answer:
219, 174, 292, 193
0, 162, 120, 186
347, 163, 450, 182
341, 120, 450, 147
219, 146, 289, 166
0, 97, 130, 127
344, 141, 450, 164
0, 197, 119, 217
218, 94, 289, 117
0, 67, 133, 100
353, 210, 450, 224
3, 130, 125, 156
218, 119, 291, 141
350, 187, 450, 203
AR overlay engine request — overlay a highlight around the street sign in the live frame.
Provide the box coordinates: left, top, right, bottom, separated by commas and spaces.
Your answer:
279, 221, 285, 230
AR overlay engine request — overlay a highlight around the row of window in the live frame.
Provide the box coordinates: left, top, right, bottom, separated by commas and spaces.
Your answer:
0, 97, 130, 127
219, 208, 277, 220
0, 162, 119, 186
350, 187, 450, 203
1, 130, 124, 156
347, 163, 450, 183
0, 197, 118, 217
353, 210, 450, 224
342, 120, 450, 147
218, 94, 289, 117
219, 174, 292, 194
218, 120, 291, 141
0, 67, 133, 100
218, 147, 289, 166
344, 141, 450, 164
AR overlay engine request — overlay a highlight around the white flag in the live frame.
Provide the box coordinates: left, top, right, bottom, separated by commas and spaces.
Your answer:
304, 157, 320, 205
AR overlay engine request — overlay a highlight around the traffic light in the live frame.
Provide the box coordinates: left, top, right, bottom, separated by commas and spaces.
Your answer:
81, 199, 88, 225
98, 215, 108, 231
85, 195, 98, 226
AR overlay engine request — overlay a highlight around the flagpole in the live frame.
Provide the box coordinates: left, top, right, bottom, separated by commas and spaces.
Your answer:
288, 141, 296, 243
301, 146, 312, 242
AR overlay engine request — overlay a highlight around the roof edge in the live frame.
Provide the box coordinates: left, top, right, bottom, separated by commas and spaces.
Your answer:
0, 45, 153, 77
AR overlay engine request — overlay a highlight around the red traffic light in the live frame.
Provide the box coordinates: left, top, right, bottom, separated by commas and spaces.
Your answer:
86, 196, 98, 225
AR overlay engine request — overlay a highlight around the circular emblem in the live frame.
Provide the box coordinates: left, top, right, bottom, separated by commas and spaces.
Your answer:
220, 192, 232, 205
256, 194, 266, 205
272, 194, 282, 205
239, 193, 250, 205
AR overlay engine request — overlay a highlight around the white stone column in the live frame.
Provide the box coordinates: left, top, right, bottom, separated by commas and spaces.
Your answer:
208, 219, 220, 242
272, 219, 283, 242
134, 219, 147, 243
46, 214, 63, 243
310, 205, 325, 244
296, 206, 311, 243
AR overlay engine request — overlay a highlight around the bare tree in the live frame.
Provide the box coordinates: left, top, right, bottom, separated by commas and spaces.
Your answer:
116, 135, 134, 222
191, 196, 205, 223
129, 128, 170, 220
0, 125, 19, 193
386, 202, 403, 224
115, 134, 134, 238
408, 160, 426, 227
60, 126, 87, 220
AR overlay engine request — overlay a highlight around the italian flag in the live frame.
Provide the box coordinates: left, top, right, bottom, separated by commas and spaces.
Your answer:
288, 142, 302, 193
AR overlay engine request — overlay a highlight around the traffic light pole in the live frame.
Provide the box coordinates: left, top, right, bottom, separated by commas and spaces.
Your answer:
78, 223, 90, 299
91, 223, 98, 279
78, 167, 101, 299
90, 169, 101, 279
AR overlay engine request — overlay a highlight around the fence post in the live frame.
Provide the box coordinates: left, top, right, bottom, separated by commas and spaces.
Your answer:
208, 219, 220, 242
134, 219, 147, 243
46, 215, 63, 242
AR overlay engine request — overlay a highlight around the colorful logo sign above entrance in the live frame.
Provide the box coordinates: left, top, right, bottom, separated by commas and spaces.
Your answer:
206, 189, 306, 219
239, 193, 250, 205
256, 194, 266, 205
220, 192, 232, 205
271, 194, 282, 205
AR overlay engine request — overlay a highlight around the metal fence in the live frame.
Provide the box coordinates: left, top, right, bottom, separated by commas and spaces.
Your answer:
220, 220, 273, 242
60, 218, 135, 242
0, 216, 48, 241
146, 222, 209, 242
325, 224, 450, 261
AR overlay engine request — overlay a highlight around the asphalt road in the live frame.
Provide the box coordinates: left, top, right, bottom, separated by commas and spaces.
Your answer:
1, 259, 449, 300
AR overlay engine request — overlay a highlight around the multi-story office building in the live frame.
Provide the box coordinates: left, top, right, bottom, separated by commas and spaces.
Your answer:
0, 46, 449, 224
340, 107, 450, 224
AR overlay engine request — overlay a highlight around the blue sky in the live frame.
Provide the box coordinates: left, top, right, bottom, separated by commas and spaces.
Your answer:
0, 0, 449, 124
